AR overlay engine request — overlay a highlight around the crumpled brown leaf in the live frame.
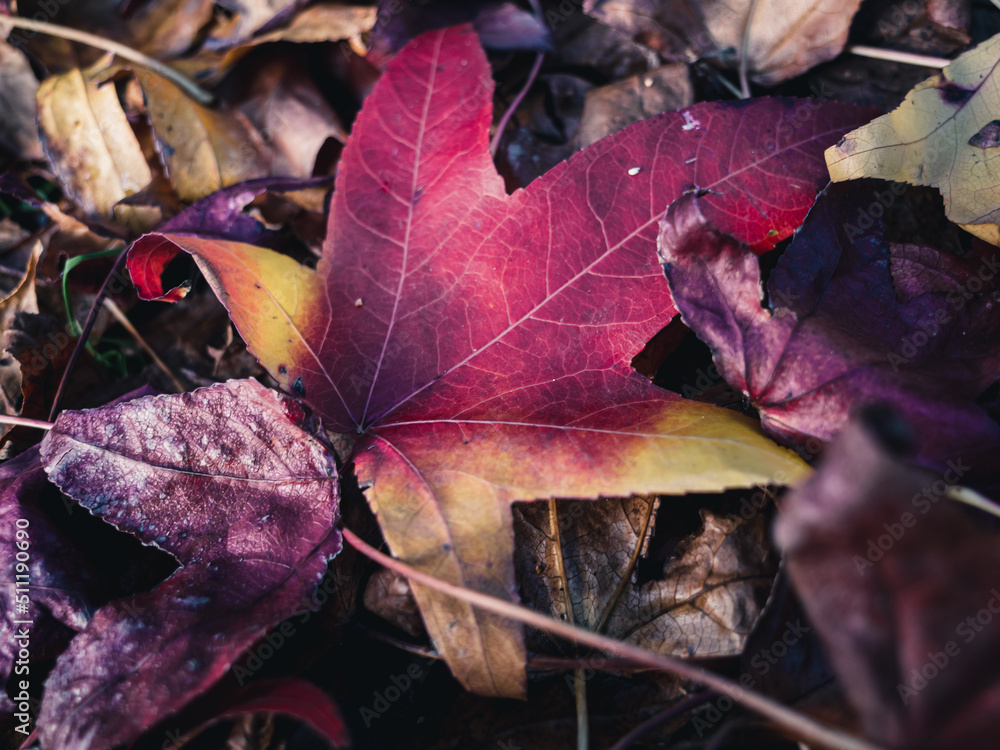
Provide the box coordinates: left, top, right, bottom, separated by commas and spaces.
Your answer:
586, 0, 862, 85
36, 68, 154, 230
515, 497, 776, 658
775, 408, 1000, 748
575, 63, 692, 149
228, 53, 346, 178
133, 68, 272, 203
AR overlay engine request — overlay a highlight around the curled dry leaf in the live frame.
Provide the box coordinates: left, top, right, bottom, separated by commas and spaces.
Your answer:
826, 32, 1000, 246
575, 63, 693, 149
126, 27, 868, 698
230, 53, 347, 178
125, 0, 216, 59
775, 409, 1000, 748
515, 498, 775, 657
199, 3, 377, 77
0, 241, 40, 345
37, 379, 341, 750
586, 0, 862, 85
658, 182, 1000, 488
133, 68, 272, 203
36, 68, 154, 231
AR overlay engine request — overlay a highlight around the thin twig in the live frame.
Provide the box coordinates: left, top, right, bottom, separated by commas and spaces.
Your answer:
102, 298, 185, 392
0, 415, 54, 431
48, 249, 128, 421
845, 45, 950, 69
342, 528, 883, 750
947, 485, 1000, 519
608, 691, 717, 750
0, 16, 214, 104
737, 0, 761, 98
490, 52, 544, 157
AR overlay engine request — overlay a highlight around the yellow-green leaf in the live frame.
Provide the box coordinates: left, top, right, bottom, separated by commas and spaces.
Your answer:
826, 32, 1000, 245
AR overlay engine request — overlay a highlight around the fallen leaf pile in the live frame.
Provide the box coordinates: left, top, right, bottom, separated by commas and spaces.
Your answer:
1, 2, 1000, 749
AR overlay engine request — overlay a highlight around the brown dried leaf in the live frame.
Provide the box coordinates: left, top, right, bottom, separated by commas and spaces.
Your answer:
363, 567, 426, 639
515, 498, 775, 657
587, 0, 863, 85
231, 53, 347, 177
133, 68, 272, 203
36, 68, 153, 230
183, 4, 377, 82
0, 240, 40, 337
575, 63, 692, 149
126, 0, 216, 58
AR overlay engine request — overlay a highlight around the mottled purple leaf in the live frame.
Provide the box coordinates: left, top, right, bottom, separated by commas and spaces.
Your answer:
37, 379, 341, 750
658, 182, 1000, 487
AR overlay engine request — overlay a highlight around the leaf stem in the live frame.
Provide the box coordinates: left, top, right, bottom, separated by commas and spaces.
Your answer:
0, 415, 54, 431
102, 298, 186, 392
343, 528, 883, 750
845, 45, 949, 69
49, 247, 129, 421
490, 52, 544, 157
0, 16, 214, 104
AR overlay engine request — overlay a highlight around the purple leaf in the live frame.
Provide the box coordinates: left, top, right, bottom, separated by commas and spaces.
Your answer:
0, 448, 102, 713
37, 379, 341, 750
658, 183, 1000, 488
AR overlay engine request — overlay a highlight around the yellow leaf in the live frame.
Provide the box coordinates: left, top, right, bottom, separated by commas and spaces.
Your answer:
134, 68, 272, 202
825, 33, 1000, 245
36, 68, 154, 232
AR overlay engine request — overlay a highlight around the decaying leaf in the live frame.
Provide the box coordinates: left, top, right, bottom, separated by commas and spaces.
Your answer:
37, 380, 341, 750
575, 63, 693, 149
0, 241, 40, 342
515, 498, 775, 657
229, 53, 347, 177
134, 68, 272, 203
126, 27, 868, 698
775, 409, 1000, 747
586, 0, 862, 85
36, 68, 154, 230
0, 40, 43, 161
184, 3, 377, 81
826, 32, 1000, 245
658, 182, 1000, 488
